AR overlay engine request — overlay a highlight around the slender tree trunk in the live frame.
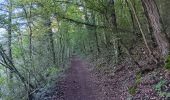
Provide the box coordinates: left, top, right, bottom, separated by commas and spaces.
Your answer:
141, 0, 169, 59
125, 0, 137, 36
50, 32, 56, 65
49, 28, 56, 65
91, 11, 100, 54
7, 0, 12, 62
59, 36, 63, 66
0, 47, 34, 89
7, 0, 13, 80
7, 1, 14, 96
22, 4, 35, 100
129, 0, 152, 55
110, 0, 117, 30
110, 0, 120, 61
46, 18, 56, 65
104, 0, 117, 48
85, 9, 93, 53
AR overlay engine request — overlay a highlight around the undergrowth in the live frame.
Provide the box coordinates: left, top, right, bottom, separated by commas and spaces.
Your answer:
128, 72, 142, 95
154, 79, 170, 99
164, 55, 170, 69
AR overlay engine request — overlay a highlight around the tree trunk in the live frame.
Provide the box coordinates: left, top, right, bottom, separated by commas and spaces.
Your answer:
110, 0, 117, 30
0, 46, 34, 89
7, 0, 13, 62
125, 0, 137, 37
85, 9, 96, 54
141, 0, 169, 59
7, 0, 13, 80
91, 11, 100, 54
46, 19, 56, 65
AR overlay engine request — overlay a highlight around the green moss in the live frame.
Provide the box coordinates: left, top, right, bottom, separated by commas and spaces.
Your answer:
164, 55, 170, 69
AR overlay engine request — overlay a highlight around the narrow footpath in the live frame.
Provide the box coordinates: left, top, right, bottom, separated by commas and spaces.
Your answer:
60, 56, 96, 100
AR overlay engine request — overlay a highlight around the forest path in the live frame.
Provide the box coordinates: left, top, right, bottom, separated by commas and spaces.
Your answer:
59, 56, 96, 100
43, 55, 138, 100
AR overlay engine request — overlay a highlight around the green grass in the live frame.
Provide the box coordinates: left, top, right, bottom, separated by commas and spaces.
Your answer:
128, 85, 137, 95
128, 72, 142, 95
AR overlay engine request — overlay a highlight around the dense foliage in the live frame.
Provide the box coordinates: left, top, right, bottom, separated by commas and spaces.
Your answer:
0, 0, 170, 99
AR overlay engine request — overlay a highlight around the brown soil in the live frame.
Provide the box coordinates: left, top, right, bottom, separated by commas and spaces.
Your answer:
58, 56, 97, 100
42, 52, 170, 100
57, 56, 135, 100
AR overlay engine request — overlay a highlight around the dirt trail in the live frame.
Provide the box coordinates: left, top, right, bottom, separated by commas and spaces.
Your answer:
39, 53, 166, 100
60, 56, 96, 100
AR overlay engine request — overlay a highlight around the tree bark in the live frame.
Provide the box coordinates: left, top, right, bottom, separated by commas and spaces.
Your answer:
141, 0, 169, 59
